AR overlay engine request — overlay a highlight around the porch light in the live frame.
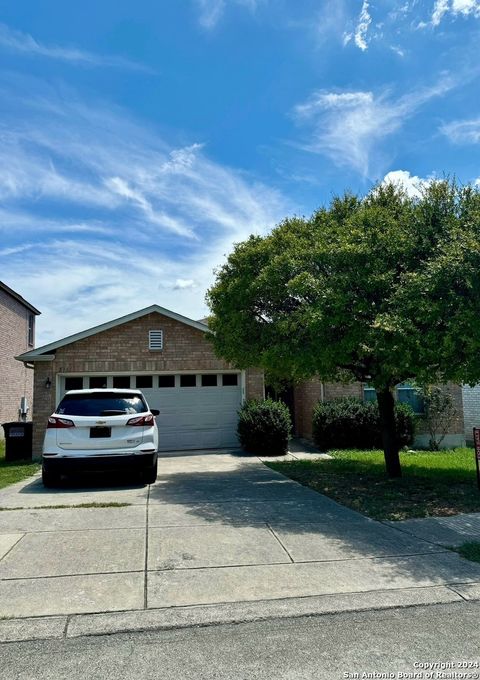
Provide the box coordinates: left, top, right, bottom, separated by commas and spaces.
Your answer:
45, 377, 52, 390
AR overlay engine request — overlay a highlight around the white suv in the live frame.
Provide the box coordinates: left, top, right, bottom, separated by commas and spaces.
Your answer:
42, 389, 159, 487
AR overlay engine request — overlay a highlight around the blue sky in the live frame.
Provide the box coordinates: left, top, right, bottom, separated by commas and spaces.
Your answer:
1, 1, 480, 344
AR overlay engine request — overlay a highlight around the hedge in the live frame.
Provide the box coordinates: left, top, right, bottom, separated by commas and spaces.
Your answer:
312, 397, 415, 451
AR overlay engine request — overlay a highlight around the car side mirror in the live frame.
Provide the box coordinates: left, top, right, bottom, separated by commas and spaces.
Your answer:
150, 409, 160, 416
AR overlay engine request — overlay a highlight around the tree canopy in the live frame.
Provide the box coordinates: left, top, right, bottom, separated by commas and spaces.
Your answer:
207, 180, 480, 476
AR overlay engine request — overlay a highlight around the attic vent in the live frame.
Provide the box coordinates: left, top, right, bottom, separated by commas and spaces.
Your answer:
149, 330, 163, 350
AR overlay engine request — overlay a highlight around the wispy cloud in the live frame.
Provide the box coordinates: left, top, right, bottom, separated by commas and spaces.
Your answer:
0, 78, 290, 344
0, 23, 148, 71
292, 77, 458, 177
429, 0, 480, 26
441, 116, 480, 143
194, 0, 261, 29
345, 0, 372, 51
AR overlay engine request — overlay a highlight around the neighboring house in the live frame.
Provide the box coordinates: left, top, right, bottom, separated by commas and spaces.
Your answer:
461, 385, 480, 445
16, 303, 465, 456
0, 281, 41, 437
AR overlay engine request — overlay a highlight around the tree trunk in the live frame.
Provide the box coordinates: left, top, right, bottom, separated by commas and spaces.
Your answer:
376, 387, 402, 478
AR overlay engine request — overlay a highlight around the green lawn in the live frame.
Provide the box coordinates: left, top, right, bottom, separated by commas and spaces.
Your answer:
0, 440, 40, 490
266, 448, 480, 521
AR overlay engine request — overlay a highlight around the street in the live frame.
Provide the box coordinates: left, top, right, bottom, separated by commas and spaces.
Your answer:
3, 601, 480, 680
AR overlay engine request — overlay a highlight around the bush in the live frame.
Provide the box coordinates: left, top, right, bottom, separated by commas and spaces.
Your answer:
237, 399, 292, 456
312, 397, 415, 451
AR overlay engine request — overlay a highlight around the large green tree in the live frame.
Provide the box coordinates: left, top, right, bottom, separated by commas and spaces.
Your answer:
207, 180, 480, 477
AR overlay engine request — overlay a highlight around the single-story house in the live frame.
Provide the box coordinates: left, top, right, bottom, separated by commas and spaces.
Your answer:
0, 280, 41, 436
16, 304, 466, 457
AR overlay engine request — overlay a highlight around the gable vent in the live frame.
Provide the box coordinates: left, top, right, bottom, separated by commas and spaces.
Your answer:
149, 330, 163, 350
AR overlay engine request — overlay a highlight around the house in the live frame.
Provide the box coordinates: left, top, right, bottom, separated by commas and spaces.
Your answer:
461, 385, 480, 445
0, 281, 41, 437
16, 304, 465, 457
16, 305, 264, 457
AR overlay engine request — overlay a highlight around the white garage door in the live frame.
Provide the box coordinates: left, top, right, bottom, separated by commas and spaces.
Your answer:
60, 373, 243, 451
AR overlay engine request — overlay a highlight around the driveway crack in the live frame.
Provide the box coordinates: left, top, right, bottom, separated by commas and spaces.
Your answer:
266, 523, 294, 563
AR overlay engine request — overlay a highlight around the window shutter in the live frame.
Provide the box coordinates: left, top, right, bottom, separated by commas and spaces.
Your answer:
149, 330, 163, 350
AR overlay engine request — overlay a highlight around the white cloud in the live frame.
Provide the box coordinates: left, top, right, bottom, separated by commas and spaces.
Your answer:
292, 77, 457, 177
173, 279, 196, 289
194, 0, 261, 29
381, 170, 429, 198
354, 1, 372, 51
430, 0, 480, 26
0, 83, 290, 345
0, 22, 147, 70
441, 117, 480, 143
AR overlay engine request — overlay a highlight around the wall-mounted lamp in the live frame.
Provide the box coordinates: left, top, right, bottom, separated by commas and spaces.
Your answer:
45, 377, 52, 390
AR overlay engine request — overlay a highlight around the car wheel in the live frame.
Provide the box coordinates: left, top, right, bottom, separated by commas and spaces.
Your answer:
42, 467, 60, 488
143, 460, 158, 485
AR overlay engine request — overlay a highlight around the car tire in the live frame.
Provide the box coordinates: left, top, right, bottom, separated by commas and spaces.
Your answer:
143, 460, 158, 485
42, 467, 60, 488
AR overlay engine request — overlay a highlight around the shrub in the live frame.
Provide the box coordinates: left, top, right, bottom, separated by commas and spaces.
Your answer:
237, 399, 292, 456
312, 397, 415, 451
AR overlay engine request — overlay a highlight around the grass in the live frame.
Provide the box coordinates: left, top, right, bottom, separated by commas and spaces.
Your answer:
0, 439, 40, 490
266, 447, 480, 521
0, 502, 131, 511
455, 541, 480, 563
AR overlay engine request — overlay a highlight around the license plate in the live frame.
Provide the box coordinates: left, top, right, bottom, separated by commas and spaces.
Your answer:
90, 427, 111, 438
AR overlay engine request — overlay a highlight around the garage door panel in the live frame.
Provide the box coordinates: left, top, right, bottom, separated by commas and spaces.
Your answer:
141, 377, 242, 451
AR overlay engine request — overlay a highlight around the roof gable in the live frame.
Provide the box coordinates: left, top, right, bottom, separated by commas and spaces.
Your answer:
0, 281, 41, 315
16, 304, 209, 362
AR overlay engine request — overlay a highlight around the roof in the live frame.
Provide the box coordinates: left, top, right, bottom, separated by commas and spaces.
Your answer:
16, 304, 209, 362
0, 281, 41, 315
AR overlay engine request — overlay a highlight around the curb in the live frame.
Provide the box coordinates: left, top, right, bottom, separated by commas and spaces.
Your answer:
1, 584, 478, 644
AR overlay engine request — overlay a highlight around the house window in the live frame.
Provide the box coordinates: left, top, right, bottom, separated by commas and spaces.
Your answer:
149, 330, 163, 351
113, 376, 131, 388
89, 376, 107, 389
180, 374, 196, 387
65, 377, 84, 391
136, 375, 153, 389
222, 374, 238, 386
158, 375, 175, 388
363, 382, 425, 414
28, 314, 35, 346
201, 374, 217, 387
396, 383, 425, 414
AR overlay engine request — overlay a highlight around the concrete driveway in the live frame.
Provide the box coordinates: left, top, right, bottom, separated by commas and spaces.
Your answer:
1, 448, 480, 639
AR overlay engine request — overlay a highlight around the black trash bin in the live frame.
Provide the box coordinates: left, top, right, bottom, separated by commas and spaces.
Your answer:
2, 422, 33, 461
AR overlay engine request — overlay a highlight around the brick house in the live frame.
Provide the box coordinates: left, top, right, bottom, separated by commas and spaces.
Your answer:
16, 305, 264, 457
16, 303, 465, 456
0, 281, 40, 437
293, 379, 465, 449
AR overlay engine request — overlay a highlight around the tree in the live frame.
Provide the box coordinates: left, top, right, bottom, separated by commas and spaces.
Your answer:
207, 180, 480, 477
418, 385, 458, 451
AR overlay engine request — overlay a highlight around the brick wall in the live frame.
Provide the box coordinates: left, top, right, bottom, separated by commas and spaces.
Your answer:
0, 288, 35, 437
461, 385, 480, 445
31, 312, 262, 456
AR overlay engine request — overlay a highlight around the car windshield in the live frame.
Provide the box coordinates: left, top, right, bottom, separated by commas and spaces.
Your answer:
56, 392, 147, 416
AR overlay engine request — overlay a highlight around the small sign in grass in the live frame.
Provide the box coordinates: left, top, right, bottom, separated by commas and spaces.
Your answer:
266, 448, 480, 521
